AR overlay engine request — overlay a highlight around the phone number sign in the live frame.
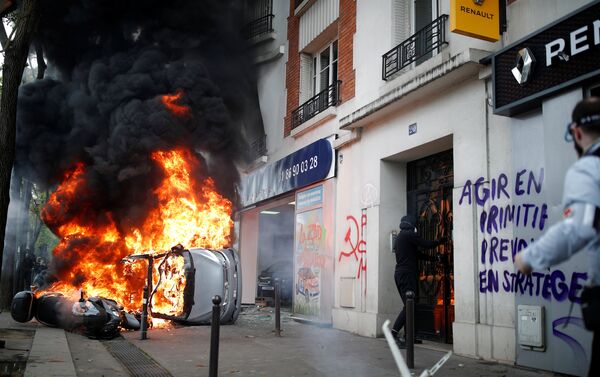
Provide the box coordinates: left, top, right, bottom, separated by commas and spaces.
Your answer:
241, 138, 334, 207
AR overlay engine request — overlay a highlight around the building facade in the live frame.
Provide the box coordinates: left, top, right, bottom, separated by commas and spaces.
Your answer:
239, 1, 600, 375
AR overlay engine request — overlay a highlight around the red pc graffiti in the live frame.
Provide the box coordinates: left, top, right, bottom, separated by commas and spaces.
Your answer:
338, 212, 367, 278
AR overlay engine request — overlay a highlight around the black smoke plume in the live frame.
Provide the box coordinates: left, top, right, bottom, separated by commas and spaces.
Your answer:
16, 0, 261, 230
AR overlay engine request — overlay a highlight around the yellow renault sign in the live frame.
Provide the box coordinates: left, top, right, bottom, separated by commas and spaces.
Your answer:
450, 0, 500, 42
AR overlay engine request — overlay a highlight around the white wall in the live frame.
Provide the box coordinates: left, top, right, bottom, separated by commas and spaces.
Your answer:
255, 0, 290, 158
505, 0, 593, 44
512, 90, 593, 376
378, 160, 407, 319
350, 0, 498, 113
240, 210, 259, 304
333, 76, 488, 338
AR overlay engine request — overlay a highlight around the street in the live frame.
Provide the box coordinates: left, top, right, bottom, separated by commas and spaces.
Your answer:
1, 306, 552, 377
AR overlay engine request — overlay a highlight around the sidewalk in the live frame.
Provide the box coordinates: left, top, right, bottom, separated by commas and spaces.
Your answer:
0, 307, 557, 377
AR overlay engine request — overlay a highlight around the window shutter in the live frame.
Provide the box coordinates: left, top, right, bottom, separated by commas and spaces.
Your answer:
392, 0, 410, 46
299, 53, 313, 104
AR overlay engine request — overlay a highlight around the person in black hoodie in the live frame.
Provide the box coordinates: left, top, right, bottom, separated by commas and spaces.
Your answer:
392, 214, 446, 347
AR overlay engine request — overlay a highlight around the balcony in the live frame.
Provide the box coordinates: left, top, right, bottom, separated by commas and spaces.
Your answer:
382, 14, 449, 81
243, 0, 274, 40
249, 134, 267, 158
243, 14, 275, 40
291, 80, 341, 130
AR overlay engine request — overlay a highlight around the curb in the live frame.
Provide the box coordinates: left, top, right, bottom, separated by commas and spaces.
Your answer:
24, 327, 76, 377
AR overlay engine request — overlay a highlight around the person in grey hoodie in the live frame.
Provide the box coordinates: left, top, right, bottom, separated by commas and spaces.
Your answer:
392, 214, 446, 346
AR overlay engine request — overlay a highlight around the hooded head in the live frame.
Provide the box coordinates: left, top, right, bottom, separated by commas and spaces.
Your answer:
399, 215, 416, 231
567, 96, 600, 157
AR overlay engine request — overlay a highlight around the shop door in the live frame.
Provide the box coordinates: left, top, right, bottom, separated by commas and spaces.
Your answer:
407, 149, 454, 343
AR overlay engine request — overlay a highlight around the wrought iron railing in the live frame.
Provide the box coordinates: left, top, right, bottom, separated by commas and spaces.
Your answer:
243, 14, 275, 40
382, 14, 449, 81
291, 80, 341, 130
249, 134, 267, 158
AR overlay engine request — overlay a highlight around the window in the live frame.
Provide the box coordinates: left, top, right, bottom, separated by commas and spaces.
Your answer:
299, 40, 338, 104
384, 0, 447, 80
311, 41, 338, 97
294, 40, 340, 129
413, 0, 439, 65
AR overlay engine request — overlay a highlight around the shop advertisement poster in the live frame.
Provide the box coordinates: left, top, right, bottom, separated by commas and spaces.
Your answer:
294, 187, 326, 317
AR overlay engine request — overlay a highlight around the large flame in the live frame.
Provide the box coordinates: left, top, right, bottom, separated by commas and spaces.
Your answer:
125, 149, 233, 253
40, 91, 233, 323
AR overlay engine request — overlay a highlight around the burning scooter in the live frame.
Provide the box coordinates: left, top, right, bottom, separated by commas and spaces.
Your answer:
11, 289, 140, 339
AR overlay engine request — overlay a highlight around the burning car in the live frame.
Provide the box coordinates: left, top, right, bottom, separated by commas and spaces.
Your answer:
143, 246, 242, 325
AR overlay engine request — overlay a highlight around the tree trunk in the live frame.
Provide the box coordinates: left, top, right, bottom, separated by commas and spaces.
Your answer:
0, 0, 41, 307
0, 173, 19, 308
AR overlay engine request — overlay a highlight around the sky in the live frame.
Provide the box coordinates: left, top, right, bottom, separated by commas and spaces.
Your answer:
1, 18, 41, 82
0, 18, 11, 67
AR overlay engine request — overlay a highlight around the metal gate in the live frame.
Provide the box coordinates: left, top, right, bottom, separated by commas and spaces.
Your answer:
407, 149, 453, 343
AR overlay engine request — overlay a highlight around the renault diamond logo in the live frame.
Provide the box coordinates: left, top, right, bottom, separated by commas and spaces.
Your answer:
473, 0, 484, 5
511, 48, 536, 85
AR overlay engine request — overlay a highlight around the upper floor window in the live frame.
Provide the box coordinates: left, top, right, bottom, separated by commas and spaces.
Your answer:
300, 40, 338, 103
413, 0, 439, 65
293, 39, 341, 129
384, 0, 447, 80
312, 41, 338, 97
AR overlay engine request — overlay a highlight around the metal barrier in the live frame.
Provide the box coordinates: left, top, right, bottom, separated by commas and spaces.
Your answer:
382, 15, 449, 80
274, 279, 281, 336
382, 319, 453, 377
249, 134, 267, 159
406, 290, 415, 369
243, 14, 274, 40
291, 80, 341, 130
140, 257, 154, 340
209, 295, 222, 377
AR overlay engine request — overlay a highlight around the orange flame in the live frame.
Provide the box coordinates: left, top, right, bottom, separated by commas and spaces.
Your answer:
151, 253, 187, 316
41, 149, 233, 323
161, 90, 190, 117
125, 149, 233, 253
